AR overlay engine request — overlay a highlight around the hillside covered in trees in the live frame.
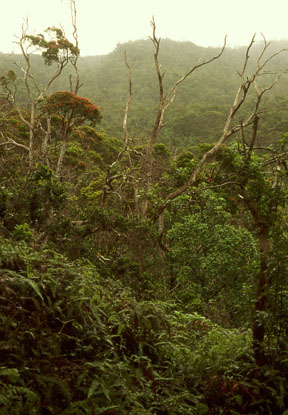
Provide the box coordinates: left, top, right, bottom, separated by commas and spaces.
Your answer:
1, 2, 288, 414
1, 36, 288, 147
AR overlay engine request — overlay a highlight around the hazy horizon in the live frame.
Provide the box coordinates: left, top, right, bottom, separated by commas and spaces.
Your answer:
1, 0, 288, 56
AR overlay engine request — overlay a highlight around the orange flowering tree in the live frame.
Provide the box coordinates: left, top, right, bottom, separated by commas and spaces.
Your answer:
41, 91, 102, 127
40, 91, 102, 175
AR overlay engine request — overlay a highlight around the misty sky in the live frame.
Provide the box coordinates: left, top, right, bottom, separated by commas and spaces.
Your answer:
1, 0, 288, 56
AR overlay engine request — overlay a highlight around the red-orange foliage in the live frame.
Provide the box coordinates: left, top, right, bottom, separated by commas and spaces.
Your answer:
41, 91, 102, 127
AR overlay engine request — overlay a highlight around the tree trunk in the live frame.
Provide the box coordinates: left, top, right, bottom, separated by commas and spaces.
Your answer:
56, 139, 67, 177
41, 117, 51, 166
252, 225, 270, 366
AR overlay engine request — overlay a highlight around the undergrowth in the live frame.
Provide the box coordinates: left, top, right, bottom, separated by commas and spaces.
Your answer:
0, 237, 287, 414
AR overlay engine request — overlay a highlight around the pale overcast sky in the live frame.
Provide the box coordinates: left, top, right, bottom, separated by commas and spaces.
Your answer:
0, 0, 288, 56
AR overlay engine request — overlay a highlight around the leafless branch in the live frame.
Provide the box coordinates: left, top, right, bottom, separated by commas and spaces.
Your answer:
152, 36, 286, 222
69, 0, 80, 94
146, 18, 227, 159
165, 35, 227, 106
0, 133, 29, 151
102, 51, 142, 212
246, 115, 259, 162
140, 18, 227, 220
123, 51, 132, 146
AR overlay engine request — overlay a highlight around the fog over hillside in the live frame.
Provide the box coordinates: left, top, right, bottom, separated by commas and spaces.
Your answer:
2, 37, 288, 147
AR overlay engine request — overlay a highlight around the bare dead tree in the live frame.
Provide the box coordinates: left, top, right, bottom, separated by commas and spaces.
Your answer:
152, 34, 287, 223
102, 18, 226, 220
139, 17, 227, 217
146, 18, 226, 164
56, 0, 81, 176
102, 51, 143, 214
122, 52, 141, 214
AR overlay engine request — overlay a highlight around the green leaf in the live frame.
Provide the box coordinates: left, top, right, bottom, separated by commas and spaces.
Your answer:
88, 378, 99, 399
101, 380, 111, 401
234, 394, 242, 406
23, 278, 44, 301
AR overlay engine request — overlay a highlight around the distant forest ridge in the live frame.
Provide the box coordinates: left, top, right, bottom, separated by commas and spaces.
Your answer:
1, 37, 288, 148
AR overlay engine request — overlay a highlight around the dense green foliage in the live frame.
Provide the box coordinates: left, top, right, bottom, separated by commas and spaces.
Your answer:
1, 11, 288, 414
1, 236, 287, 414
